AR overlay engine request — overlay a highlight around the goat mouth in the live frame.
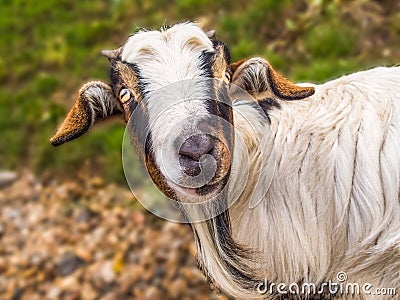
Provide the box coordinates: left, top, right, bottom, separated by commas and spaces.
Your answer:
197, 180, 223, 195
178, 175, 227, 198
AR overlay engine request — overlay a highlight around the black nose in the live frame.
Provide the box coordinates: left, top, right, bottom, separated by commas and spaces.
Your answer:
179, 134, 214, 176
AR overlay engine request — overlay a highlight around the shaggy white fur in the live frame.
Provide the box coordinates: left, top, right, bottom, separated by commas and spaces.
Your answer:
193, 66, 400, 299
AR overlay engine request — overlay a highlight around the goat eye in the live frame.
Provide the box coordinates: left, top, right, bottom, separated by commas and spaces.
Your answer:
119, 88, 131, 103
225, 71, 231, 82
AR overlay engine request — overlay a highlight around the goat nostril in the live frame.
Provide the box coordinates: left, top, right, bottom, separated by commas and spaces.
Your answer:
178, 154, 201, 176
178, 134, 214, 176
178, 134, 214, 161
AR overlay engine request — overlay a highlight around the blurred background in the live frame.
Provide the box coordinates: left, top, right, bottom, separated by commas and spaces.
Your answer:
1, 0, 400, 299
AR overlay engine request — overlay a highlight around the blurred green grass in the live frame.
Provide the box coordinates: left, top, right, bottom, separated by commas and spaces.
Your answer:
1, 0, 399, 184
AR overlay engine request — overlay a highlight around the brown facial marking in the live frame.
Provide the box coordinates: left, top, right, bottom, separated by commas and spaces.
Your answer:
184, 37, 207, 50
208, 85, 234, 189
145, 147, 177, 200
212, 40, 235, 184
211, 139, 231, 184
114, 61, 148, 122
212, 44, 228, 80
138, 47, 155, 56
115, 62, 141, 98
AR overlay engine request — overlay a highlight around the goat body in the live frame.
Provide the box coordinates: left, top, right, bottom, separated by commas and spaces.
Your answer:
199, 66, 400, 299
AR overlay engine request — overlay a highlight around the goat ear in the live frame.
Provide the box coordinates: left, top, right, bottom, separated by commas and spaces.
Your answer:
231, 58, 314, 101
50, 81, 120, 146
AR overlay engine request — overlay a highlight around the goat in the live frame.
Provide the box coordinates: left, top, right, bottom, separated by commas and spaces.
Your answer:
51, 23, 400, 299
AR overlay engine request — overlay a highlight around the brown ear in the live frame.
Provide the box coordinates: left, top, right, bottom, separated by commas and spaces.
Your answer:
50, 81, 120, 146
231, 58, 314, 101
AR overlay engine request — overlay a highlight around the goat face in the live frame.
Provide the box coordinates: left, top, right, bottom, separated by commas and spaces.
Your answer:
115, 24, 234, 202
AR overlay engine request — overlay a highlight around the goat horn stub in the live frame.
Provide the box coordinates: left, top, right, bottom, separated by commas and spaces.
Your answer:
206, 30, 216, 38
101, 48, 121, 60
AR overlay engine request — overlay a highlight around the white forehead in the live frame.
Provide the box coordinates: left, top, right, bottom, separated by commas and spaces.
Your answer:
121, 23, 214, 87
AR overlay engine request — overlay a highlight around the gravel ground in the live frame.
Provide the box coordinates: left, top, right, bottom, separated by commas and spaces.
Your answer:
0, 172, 229, 300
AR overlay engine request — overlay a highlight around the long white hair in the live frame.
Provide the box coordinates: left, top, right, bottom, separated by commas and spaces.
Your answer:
194, 66, 400, 299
